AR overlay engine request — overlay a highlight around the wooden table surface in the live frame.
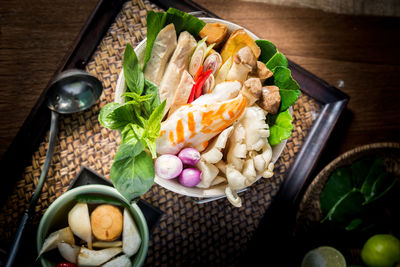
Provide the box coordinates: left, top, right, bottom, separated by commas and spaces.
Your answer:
1, 0, 399, 165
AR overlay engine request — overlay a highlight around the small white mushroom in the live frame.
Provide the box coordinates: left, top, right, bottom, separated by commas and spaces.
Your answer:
226, 123, 246, 171
202, 126, 234, 164
226, 46, 257, 83
253, 154, 266, 173
211, 176, 227, 186
77, 247, 122, 266
261, 143, 273, 164
57, 242, 79, 264
68, 202, 92, 249
239, 106, 269, 152
225, 187, 242, 208
262, 162, 275, 178
38, 227, 74, 258
243, 159, 257, 185
226, 164, 247, 190
215, 160, 227, 174
195, 159, 219, 188
101, 254, 131, 267
123, 208, 141, 257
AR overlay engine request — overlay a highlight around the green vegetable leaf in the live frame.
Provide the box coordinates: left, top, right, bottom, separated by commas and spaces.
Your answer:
266, 52, 288, 72
144, 11, 167, 68
322, 188, 365, 223
345, 218, 363, 231
350, 158, 374, 189
123, 92, 153, 103
123, 43, 144, 94
165, 8, 205, 36
360, 158, 386, 197
142, 79, 161, 118
76, 194, 131, 210
110, 142, 155, 202
99, 102, 139, 130
255, 39, 277, 64
273, 66, 301, 112
143, 100, 166, 158
268, 109, 293, 146
121, 123, 144, 145
320, 167, 353, 215
366, 172, 397, 204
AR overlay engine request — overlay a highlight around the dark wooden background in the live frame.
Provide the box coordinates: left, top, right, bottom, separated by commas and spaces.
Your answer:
1, 0, 399, 164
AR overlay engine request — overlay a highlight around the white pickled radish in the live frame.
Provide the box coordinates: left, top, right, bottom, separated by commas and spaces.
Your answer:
155, 154, 183, 179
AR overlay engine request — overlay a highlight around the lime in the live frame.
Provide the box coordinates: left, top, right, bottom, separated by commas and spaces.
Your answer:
302, 246, 346, 267
361, 234, 400, 267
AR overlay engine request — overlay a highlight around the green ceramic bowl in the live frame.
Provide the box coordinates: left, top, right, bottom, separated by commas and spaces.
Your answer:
36, 185, 149, 267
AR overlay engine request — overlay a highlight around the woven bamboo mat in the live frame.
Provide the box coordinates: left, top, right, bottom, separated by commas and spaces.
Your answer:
0, 0, 322, 265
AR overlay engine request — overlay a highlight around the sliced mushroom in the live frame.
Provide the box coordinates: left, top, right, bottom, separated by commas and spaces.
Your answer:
258, 85, 281, 114
239, 106, 269, 151
253, 154, 266, 173
225, 186, 242, 208
77, 247, 122, 266
123, 208, 141, 257
215, 160, 227, 174
249, 61, 273, 82
195, 159, 219, 188
201, 126, 234, 164
226, 164, 248, 190
144, 23, 177, 85
243, 158, 257, 185
262, 162, 274, 178
240, 78, 262, 106
226, 46, 257, 83
226, 123, 246, 171
101, 254, 131, 267
211, 176, 227, 186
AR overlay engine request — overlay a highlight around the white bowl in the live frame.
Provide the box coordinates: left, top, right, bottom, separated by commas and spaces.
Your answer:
115, 17, 288, 198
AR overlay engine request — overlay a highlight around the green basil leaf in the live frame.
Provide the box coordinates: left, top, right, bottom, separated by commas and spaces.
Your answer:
320, 167, 353, 215
255, 39, 277, 64
266, 52, 288, 71
76, 194, 131, 210
143, 137, 157, 159
123, 43, 144, 94
121, 123, 144, 145
268, 109, 293, 146
360, 158, 386, 197
110, 142, 155, 202
345, 218, 363, 231
99, 102, 138, 130
144, 11, 167, 68
273, 66, 301, 112
322, 188, 365, 223
123, 92, 153, 102
142, 79, 161, 118
145, 100, 166, 140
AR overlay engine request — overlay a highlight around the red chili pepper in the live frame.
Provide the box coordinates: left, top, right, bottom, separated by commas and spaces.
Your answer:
194, 65, 203, 82
57, 262, 77, 267
194, 69, 212, 99
188, 83, 196, 103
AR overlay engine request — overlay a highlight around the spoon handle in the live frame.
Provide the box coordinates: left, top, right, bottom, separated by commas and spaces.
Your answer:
5, 110, 59, 267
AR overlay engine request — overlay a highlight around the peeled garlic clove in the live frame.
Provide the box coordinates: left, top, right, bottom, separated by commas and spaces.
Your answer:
101, 254, 131, 267
68, 203, 92, 249
77, 247, 122, 266
57, 242, 79, 264
38, 227, 74, 257
123, 208, 141, 257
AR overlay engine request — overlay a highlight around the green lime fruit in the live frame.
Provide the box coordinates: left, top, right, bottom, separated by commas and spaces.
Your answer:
361, 234, 400, 267
302, 246, 346, 267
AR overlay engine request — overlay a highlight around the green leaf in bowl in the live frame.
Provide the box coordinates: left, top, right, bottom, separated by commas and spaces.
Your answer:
273, 66, 301, 112
267, 109, 293, 146
255, 39, 277, 63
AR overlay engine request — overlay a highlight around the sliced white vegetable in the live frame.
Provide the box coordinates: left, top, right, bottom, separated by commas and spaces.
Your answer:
77, 247, 122, 266
101, 254, 131, 267
215, 56, 232, 85
215, 160, 227, 174
262, 162, 274, 178
189, 38, 207, 76
93, 241, 123, 248
38, 227, 74, 257
57, 242, 79, 264
201, 126, 233, 164
261, 143, 273, 164
68, 202, 92, 249
155, 154, 183, 179
227, 123, 246, 171
239, 106, 269, 151
195, 160, 219, 188
211, 176, 227, 186
123, 208, 141, 257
